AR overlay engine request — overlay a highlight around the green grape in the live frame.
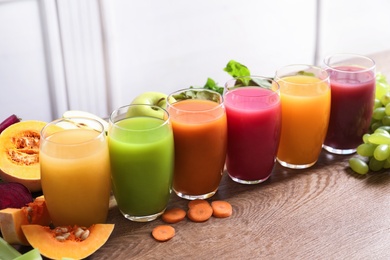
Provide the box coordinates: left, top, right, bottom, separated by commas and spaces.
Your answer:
369, 157, 385, 171
372, 107, 386, 120
362, 133, 371, 143
373, 144, 390, 161
375, 74, 390, 99
357, 143, 377, 157
378, 125, 390, 134
382, 115, 390, 126
386, 103, 390, 115
374, 128, 389, 135
380, 91, 390, 106
374, 99, 383, 109
370, 121, 382, 132
367, 132, 390, 145
349, 157, 369, 174
376, 84, 389, 100
376, 72, 388, 83
383, 159, 390, 169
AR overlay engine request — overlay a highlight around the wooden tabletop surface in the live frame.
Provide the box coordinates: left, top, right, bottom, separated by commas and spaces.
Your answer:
90, 51, 390, 260
15, 51, 390, 259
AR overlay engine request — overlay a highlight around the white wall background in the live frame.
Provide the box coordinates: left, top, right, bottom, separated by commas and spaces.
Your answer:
0, 0, 389, 122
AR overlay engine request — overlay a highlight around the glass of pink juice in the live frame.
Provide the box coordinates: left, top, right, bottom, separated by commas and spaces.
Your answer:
108, 104, 174, 222
275, 65, 331, 169
40, 117, 111, 227
224, 76, 281, 184
167, 88, 227, 200
323, 53, 376, 154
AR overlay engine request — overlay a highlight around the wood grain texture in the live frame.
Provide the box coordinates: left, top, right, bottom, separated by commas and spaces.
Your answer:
91, 54, 390, 259
91, 150, 390, 260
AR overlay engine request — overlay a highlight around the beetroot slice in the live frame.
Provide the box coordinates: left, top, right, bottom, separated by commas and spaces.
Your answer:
0, 182, 33, 210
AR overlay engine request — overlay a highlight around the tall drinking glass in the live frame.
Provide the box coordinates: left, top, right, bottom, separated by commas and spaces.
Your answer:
323, 53, 376, 154
167, 88, 227, 200
224, 76, 281, 184
108, 104, 174, 222
40, 117, 111, 227
275, 65, 331, 169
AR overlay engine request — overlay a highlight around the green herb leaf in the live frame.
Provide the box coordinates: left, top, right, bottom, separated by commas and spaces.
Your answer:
224, 60, 251, 78
224, 60, 252, 86
202, 78, 224, 95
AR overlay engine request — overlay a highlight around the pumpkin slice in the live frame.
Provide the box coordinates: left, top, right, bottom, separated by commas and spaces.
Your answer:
0, 196, 51, 245
0, 120, 62, 192
0, 121, 45, 192
22, 224, 115, 260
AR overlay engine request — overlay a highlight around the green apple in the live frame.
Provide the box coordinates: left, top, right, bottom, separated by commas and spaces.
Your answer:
61, 110, 109, 134
127, 91, 175, 118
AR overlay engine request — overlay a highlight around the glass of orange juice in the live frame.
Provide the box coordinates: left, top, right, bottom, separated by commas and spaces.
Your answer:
40, 117, 111, 227
275, 65, 331, 169
167, 88, 227, 200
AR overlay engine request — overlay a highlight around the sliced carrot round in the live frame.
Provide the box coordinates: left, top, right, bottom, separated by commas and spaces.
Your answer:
211, 200, 232, 218
152, 225, 175, 242
187, 202, 213, 222
161, 208, 186, 224
188, 199, 210, 209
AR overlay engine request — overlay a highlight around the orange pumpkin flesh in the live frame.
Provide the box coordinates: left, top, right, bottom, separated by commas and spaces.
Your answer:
21, 224, 115, 260
0, 120, 61, 192
0, 196, 51, 245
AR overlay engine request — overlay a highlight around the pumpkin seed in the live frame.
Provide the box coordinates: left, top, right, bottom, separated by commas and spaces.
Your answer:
55, 235, 66, 242
80, 229, 90, 240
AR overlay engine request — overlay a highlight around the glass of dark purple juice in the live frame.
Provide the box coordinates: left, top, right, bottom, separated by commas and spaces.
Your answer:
323, 53, 376, 155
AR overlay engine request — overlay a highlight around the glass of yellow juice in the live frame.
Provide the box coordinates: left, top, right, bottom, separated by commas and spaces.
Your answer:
40, 117, 111, 227
275, 65, 331, 169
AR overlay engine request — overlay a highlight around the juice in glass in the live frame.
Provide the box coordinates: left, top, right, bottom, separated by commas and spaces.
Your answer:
275, 65, 331, 169
40, 118, 111, 227
167, 88, 227, 200
323, 54, 376, 154
224, 77, 281, 184
108, 104, 174, 222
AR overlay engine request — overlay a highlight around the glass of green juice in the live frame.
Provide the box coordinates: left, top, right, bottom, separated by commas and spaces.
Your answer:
108, 104, 175, 222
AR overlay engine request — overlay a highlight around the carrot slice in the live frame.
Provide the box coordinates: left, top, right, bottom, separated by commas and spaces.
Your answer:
187, 201, 213, 222
211, 200, 232, 218
161, 208, 186, 224
188, 199, 210, 209
152, 225, 175, 242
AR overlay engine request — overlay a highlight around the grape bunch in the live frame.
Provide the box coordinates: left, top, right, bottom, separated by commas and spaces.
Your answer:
349, 73, 390, 174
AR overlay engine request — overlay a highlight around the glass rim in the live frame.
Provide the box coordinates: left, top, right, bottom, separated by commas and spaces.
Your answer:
109, 104, 170, 132
323, 53, 376, 73
275, 64, 330, 85
167, 88, 224, 114
41, 117, 105, 145
224, 75, 280, 94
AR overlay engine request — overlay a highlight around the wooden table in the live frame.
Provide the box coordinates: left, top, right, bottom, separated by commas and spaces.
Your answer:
90, 51, 390, 260
15, 51, 390, 259
95, 151, 390, 260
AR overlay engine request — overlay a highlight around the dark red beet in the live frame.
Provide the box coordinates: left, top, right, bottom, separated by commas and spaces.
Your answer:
0, 114, 21, 134
0, 182, 33, 210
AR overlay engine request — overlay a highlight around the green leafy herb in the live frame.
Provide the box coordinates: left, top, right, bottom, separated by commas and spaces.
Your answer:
223, 60, 251, 78
223, 60, 252, 86
172, 89, 220, 103
202, 78, 224, 95
191, 59, 253, 94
